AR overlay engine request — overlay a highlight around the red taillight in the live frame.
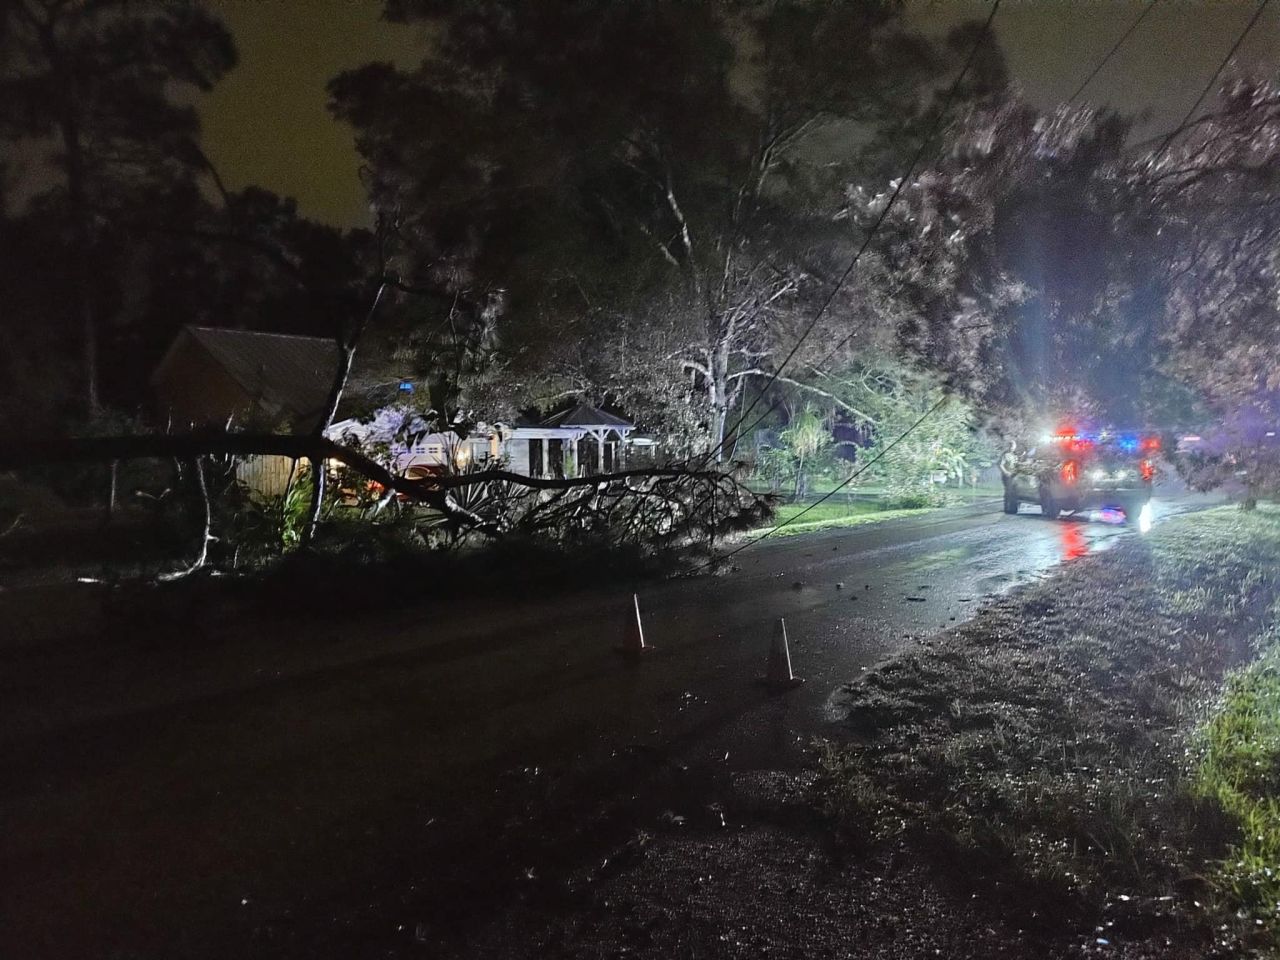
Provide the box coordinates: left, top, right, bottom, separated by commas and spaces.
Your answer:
1061, 460, 1079, 484
1140, 460, 1154, 482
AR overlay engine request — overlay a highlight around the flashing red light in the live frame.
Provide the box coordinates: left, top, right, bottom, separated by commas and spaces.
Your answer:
1053, 435, 1093, 454
1140, 459, 1155, 482
1141, 436, 1161, 452
1061, 460, 1079, 484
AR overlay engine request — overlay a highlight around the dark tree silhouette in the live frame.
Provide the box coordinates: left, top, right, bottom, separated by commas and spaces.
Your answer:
1, 0, 236, 417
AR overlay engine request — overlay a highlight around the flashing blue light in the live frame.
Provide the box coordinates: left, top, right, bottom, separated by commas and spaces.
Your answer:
1116, 433, 1140, 453
398, 380, 414, 394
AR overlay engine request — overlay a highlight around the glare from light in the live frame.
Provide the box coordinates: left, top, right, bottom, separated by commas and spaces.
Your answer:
1114, 469, 1129, 480
1090, 469, 1106, 481
1138, 502, 1154, 534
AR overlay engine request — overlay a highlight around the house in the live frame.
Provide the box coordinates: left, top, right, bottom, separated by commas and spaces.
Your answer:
505, 403, 635, 477
153, 326, 339, 431
153, 325, 648, 494
328, 402, 640, 480
153, 326, 340, 494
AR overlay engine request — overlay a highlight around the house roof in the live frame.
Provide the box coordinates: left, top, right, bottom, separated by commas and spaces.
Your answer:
164, 326, 340, 426
539, 403, 633, 430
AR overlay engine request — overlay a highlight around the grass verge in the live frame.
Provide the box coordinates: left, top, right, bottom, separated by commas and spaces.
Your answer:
814, 506, 1280, 952
758, 502, 933, 536
1195, 613, 1280, 936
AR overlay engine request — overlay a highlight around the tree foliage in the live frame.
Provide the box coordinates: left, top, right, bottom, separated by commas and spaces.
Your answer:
1141, 80, 1280, 500
867, 77, 1280, 499
777, 405, 831, 498
329, 0, 996, 451
836, 355, 984, 498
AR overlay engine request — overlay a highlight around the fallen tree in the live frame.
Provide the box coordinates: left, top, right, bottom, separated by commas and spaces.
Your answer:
0, 430, 766, 574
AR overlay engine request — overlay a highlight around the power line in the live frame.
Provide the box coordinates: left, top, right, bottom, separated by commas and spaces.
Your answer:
1065, 0, 1160, 106
1151, 0, 1271, 162
689, 0, 1003, 472
701, 2, 1192, 562
706, 395, 949, 565
705, 1, 1273, 564
706, 0, 1194, 455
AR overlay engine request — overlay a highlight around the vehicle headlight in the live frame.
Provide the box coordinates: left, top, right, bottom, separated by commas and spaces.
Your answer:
1090, 469, 1107, 481
1113, 469, 1129, 480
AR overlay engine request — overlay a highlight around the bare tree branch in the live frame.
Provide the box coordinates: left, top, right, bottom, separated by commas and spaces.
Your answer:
724, 370, 875, 422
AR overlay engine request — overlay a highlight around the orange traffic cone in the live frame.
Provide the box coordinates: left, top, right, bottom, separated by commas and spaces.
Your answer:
617, 593, 653, 657
758, 618, 804, 689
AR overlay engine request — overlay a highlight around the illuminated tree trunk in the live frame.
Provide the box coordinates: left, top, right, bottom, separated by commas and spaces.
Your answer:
708, 340, 731, 462
158, 457, 211, 581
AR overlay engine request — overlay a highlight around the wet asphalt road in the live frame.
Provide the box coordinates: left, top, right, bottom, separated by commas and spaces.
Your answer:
535, 493, 1209, 770
0, 492, 1219, 958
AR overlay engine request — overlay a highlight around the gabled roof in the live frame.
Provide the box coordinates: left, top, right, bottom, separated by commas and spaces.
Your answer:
540, 403, 633, 430
160, 326, 340, 425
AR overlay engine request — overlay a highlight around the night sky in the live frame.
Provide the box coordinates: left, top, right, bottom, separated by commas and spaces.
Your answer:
197, 0, 422, 228
197, 0, 1280, 228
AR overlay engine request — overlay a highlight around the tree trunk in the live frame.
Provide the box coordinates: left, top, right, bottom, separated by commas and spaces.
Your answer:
726, 388, 746, 462
104, 460, 118, 526
159, 457, 212, 580
59, 107, 99, 418
316, 341, 357, 438
300, 339, 347, 543
709, 403, 727, 461
1243, 481, 1259, 511
305, 456, 326, 542
708, 343, 731, 462
301, 281, 389, 545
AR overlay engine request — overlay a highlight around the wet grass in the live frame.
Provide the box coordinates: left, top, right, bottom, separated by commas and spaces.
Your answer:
1195, 611, 1280, 941
815, 506, 1280, 951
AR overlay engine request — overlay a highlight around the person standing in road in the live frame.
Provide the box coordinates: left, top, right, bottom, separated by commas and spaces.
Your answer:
999, 439, 1019, 486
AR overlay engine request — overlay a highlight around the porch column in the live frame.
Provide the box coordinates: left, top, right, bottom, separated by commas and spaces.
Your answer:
537, 438, 547, 477
565, 436, 577, 478
597, 431, 606, 474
